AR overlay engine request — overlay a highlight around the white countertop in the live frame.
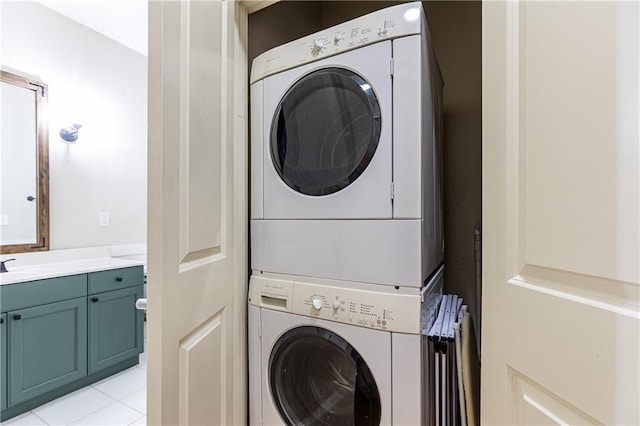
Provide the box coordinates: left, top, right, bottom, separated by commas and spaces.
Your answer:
0, 257, 144, 286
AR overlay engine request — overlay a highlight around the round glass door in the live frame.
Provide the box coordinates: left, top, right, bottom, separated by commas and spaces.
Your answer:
270, 68, 382, 196
269, 326, 381, 426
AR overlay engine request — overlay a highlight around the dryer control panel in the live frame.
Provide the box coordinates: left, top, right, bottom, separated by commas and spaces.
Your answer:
250, 1, 424, 83
249, 272, 424, 334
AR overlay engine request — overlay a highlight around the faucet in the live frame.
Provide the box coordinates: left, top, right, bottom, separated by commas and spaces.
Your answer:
0, 258, 16, 273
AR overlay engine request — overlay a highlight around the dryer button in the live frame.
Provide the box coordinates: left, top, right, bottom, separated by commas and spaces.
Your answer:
311, 298, 323, 311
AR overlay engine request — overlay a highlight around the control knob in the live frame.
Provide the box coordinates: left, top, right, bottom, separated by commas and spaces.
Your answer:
334, 32, 343, 43
311, 298, 323, 311
311, 39, 324, 54
332, 300, 341, 310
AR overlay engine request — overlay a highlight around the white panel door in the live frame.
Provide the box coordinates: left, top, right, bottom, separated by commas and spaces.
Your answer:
147, 1, 248, 424
482, 1, 639, 425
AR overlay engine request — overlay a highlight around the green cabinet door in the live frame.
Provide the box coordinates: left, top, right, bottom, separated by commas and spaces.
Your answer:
1, 313, 6, 410
88, 286, 143, 374
8, 298, 87, 406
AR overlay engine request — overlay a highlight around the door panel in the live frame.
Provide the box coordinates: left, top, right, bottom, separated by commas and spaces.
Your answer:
88, 286, 144, 374
8, 298, 87, 405
148, 0, 248, 424
482, 1, 639, 425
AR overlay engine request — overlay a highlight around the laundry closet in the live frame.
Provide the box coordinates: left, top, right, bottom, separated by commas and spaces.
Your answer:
144, 1, 637, 423
246, 2, 482, 425
248, 1, 482, 335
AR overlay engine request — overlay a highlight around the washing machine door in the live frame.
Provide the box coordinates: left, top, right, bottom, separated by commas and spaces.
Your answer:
269, 326, 381, 426
271, 68, 381, 197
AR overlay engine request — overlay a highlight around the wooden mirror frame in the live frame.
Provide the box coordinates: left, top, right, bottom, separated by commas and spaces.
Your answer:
0, 70, 50, 254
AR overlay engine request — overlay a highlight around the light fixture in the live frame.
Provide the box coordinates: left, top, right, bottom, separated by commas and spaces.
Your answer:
60, 123, 82, 143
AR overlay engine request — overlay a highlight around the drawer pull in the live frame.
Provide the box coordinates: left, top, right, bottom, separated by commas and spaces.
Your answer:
91, 297, 99, 303
116, 277, 124, 282
13, 315, 21, 321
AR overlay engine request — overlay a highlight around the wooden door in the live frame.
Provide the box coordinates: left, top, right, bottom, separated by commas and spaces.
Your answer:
482, 1, 639, 424
147, 0, 248, 424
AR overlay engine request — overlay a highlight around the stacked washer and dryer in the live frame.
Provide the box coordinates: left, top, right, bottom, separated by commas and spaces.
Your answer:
249, 3, 444, 425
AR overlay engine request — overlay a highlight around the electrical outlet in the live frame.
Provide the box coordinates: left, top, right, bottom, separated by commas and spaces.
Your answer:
0, 214, 8, 226
99, 212, 110, 227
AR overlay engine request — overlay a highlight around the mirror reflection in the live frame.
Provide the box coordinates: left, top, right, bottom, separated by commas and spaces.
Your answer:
0, 70, 49, 253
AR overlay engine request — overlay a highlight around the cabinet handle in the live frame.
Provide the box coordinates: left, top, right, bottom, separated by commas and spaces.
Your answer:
91, 297, 99, 303
0, 318, 4, 324
13, 315, 21, 320
116, 277, 123, 282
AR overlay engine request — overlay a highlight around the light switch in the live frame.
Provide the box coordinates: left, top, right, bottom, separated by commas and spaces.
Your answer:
0, 214, 8, 226
99, 212, 110, 227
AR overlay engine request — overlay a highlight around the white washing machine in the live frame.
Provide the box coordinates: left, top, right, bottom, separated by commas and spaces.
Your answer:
248, 266, 443, 425
250, 2, 444, 288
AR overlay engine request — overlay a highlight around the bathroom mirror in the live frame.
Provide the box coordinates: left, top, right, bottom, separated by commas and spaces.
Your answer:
0, 70, 49, 253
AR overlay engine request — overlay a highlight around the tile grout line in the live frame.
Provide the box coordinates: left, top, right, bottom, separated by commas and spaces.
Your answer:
65, 402, 111, 426
66, 400, 141, 426
128, 413, 146, 425
90, 385, 121, 401
118, 396, 146, 417
96, 384, 146, 402
31, 410, 50, 425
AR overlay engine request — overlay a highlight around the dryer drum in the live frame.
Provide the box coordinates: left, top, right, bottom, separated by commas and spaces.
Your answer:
269, 326, 381, 426
270, 67, 382, 197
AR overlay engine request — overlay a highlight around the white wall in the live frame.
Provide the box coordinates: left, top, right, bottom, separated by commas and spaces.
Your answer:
1, 1, 147, 250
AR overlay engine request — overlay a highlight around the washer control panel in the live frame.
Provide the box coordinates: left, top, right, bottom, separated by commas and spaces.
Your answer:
250, 2, 424, 83
249, 274, 423, 334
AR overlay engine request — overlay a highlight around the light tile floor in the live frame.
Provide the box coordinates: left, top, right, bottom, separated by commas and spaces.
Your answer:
2, 352, 147, 426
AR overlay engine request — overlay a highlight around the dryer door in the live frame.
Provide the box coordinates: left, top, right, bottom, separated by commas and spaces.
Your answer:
261, 41, 393, 219
271, 68, 381, 197
269, 326, 381, 426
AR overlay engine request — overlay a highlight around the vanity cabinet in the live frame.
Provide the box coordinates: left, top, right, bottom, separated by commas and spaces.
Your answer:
8, 297, 87, 405
1, 313, 6, 411
88, 285, 144, 374
89, 267, 144, 294
0, 265, 144, 422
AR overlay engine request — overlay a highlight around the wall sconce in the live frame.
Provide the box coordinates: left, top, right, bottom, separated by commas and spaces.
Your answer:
59, 123, 82, 143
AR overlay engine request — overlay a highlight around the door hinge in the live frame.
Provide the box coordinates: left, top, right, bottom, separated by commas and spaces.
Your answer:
390, 58, 394, 77
390, 182, 395, 200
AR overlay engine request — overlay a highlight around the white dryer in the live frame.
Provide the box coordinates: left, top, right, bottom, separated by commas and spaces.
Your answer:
248, 267, 443, 425
250, 2, 444, 288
